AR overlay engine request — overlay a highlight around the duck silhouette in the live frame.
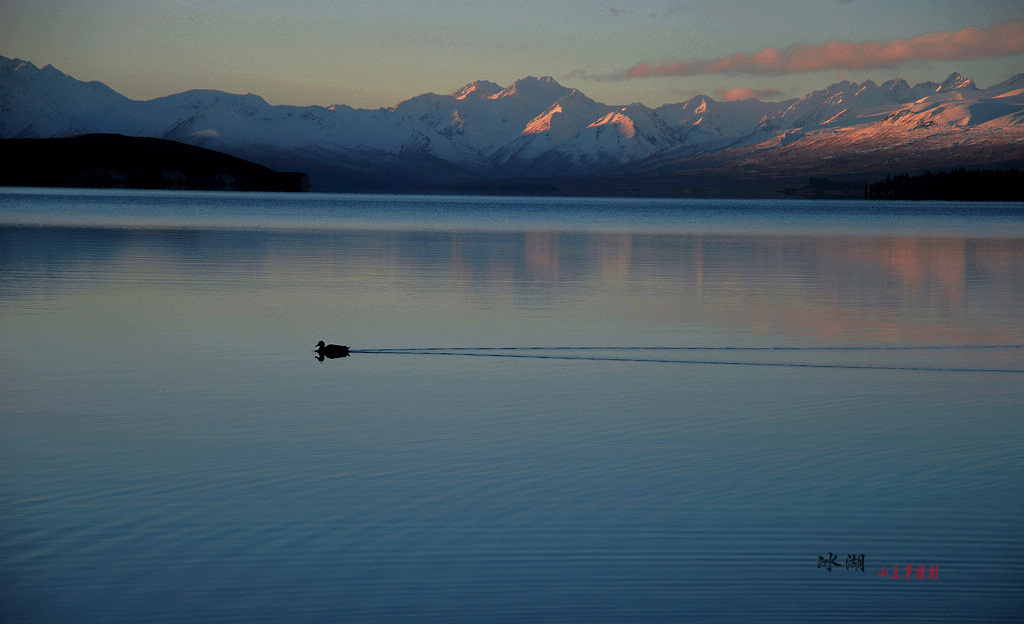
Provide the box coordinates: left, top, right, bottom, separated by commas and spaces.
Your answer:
314, 340, 350, 361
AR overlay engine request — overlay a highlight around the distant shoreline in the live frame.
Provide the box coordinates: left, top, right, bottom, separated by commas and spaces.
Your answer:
3, 135, 1022, 202
359, 170, 1024, 202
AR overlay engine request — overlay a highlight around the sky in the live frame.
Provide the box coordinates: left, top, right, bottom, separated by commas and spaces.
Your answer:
2, 1, 1023, 109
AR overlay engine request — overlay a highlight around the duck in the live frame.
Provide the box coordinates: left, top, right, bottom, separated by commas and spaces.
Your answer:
314, 340, 350, 359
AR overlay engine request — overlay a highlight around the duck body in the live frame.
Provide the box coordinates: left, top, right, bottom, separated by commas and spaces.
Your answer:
315, 340, 350, 359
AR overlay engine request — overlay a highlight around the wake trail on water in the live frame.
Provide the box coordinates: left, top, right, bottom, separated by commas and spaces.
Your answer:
347, 345, 1024, 373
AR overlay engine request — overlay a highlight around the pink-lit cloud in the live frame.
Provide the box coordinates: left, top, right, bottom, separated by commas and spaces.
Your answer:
714, 86, 785, 101
588, 20, 1024, 80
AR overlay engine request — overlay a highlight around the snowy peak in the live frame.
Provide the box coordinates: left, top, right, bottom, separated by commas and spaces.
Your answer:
937, 72, 977, 92
987, 73, 1024, 95
589, 111, 637, 137
492, 89, 613, 169
527, 101, 682, 174
451, 80, 503, 100
0, 56, 135, 138
879, 78, 915, 103
1, 57, 101, 96
0, 57, 38, 75
154, 89, 271, 111
752, 75, 962, 133
586, 103, 668, 145
654, 95, 779, 144
522, 90, 602, 135
879, 88, 1024, 131
492, 76, 572, 101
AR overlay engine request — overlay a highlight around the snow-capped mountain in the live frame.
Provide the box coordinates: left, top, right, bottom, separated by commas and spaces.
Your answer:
498, 100, 684, 175
747, 72, 979, 139
2, 55, 1023, 192
655, 96, 783, 152
641, 77, 1024, 187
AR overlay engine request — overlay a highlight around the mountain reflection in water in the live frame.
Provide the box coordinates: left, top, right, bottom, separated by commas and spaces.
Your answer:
7, 226, 1016, 345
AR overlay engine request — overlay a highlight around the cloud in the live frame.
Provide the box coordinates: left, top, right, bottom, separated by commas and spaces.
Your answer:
592, 19, 1024, 80
714, 86, 785, 101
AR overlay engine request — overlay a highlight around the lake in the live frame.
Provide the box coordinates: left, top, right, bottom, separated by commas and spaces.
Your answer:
1, 188, 1022, 623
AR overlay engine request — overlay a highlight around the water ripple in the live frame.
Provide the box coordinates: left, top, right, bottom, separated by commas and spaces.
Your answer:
351, 345, 1024, 373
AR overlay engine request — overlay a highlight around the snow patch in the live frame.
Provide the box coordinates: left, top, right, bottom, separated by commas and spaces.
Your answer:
995, 88, 1024, 99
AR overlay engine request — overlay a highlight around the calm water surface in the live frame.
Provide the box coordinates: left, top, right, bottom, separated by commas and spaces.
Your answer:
1, 189, 1022, 622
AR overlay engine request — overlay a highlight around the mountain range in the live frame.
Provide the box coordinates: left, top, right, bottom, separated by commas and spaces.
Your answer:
2, 55, 1023, 195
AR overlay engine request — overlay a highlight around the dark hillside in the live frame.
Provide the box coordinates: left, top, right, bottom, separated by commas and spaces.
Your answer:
0, 134, 310, 192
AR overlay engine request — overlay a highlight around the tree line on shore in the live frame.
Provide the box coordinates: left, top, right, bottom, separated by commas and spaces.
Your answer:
867, 168, 1024, 201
